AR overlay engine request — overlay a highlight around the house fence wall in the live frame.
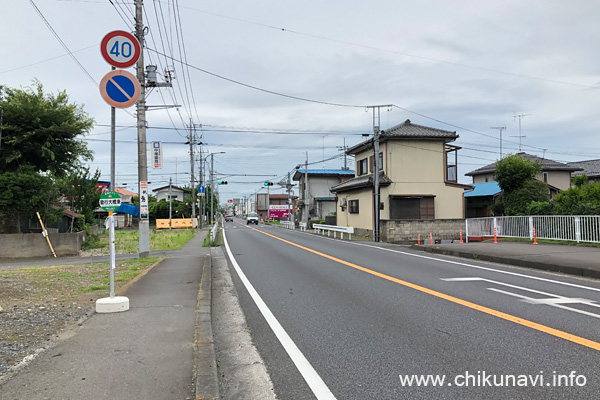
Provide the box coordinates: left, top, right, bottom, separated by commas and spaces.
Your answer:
380, 219, 466, 243
0, 231, 87, 258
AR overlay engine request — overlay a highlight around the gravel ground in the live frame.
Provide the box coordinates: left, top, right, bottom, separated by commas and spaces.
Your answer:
0, 258, 157, 384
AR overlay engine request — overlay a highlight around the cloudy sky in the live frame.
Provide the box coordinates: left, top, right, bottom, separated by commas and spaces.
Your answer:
3, 0, 599, 202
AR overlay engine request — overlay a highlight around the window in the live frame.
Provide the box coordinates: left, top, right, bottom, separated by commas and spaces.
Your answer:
543, 172, 548, 183
349, 199, 359, 213
358, 158, 368, 175
369, 153, 384, 173
389, 196, 435, 220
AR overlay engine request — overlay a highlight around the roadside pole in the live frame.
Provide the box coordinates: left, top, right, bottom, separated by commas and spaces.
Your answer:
109, 211, 116, 298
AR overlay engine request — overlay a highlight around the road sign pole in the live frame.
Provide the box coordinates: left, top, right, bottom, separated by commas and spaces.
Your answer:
109, 212, 115, 298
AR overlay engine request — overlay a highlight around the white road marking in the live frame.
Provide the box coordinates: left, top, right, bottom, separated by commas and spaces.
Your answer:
222, 229, 337, 400
443, 276, 600, 319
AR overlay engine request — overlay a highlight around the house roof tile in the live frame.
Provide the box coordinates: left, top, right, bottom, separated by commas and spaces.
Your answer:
465, 152, 582, 176
567, 159, 600, 177
330, 172, 392, 193
347, 119, 457, 154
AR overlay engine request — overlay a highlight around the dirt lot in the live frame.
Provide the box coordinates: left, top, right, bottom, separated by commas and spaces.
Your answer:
0, 258, 160, 382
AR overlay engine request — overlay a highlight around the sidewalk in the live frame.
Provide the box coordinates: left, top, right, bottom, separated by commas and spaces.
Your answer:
411, 240, 600, 279
0, 231, 219, 400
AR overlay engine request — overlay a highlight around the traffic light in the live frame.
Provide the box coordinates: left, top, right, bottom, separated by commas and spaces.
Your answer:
218, 181, 228, 185
264, 181, 273, 186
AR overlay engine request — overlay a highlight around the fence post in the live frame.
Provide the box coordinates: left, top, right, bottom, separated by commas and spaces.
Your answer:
528, 217, 534, 240
493, 217, 497, 238
465, 220, 469, 243
575, 216, 581, 243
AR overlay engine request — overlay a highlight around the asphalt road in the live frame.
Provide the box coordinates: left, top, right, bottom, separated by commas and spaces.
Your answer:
222, 219, 600, 400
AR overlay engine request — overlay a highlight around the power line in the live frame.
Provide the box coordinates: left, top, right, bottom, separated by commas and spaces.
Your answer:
28, 0, 98, 86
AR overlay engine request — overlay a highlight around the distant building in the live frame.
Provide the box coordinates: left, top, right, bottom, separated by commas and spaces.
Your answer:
464, 182, 502, 218
292, 169, 355, 221
152, 185, 191, 202
465, 152, 581, 198
567, 159, 600, 184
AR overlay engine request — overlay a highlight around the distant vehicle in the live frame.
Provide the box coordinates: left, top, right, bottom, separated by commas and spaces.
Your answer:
225, 214, 233, 222
246, 212, 259, 225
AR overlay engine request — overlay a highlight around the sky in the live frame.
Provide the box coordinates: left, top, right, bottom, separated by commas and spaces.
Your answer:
2, 0, 600, 204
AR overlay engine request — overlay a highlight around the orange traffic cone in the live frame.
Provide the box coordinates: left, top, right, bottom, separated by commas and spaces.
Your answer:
494, 227, 498, 244
460, 228, 463, 244
430, 232, 433, 245
418, 233, 421, 245
533, 227, 539, 245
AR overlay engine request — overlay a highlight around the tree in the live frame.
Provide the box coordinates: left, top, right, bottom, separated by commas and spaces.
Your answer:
495, 154, 541, 192
492, 154, 549, 216
57, 168, 102, 231
0, 82, 94, 176
0, 167, 62, 233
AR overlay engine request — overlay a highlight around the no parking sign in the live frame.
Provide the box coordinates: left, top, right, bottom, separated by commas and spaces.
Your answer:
99, 70, 141, 108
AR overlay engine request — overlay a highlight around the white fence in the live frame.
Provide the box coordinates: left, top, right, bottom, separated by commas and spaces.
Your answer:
210, 221, 219, 242
280, 221, 295, 230
466, 216, 600, 244
313, 224, 354, 240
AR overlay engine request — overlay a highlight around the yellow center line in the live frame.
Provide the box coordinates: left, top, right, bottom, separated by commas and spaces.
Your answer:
239, 222, 600, 351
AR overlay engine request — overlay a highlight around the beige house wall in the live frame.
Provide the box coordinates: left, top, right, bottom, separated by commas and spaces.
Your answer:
336, 139, 466, 231
472, 170, 572, 190
535, 170, 572, 191
473, 173, 495, 184
336, 190, 372, 231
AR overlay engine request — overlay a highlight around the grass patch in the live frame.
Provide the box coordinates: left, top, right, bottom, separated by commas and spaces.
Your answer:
81, 229, 196, 255
203, 230, 221, 247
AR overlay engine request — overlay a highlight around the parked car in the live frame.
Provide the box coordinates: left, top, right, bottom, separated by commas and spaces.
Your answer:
225, 214, 233, 222
246, 212, 259, 225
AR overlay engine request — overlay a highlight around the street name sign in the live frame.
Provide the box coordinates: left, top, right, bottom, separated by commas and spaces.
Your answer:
99, 191, 122, 212
101, 30, 141, 68
152, 141, 163, 169
100, 70, 141, 108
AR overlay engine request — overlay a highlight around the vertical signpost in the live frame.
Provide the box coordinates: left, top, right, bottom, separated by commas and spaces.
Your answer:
96, 30, 141, 314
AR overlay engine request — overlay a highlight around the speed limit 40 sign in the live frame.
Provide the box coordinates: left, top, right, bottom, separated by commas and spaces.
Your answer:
101, 30, 141, 68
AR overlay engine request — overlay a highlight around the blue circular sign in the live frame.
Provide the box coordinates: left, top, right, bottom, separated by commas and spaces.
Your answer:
99, 70, 140, 108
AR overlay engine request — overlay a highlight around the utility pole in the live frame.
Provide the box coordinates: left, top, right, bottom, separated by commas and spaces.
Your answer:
304, 152, 309, 228
189, 119, 196, 227
168, 177, 172, 230
287, 172, 292, 223
366, 105, 392, 242
135, 0, 149, 257
512, 113, 531, 152
490, 126, 506, 158
210, 153, 214, 224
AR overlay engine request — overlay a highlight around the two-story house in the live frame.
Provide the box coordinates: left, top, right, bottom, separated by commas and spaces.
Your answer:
465, 152, 581, 198
152, 185, 191, 202
292, 169, 355, 222
567, 159, 600, 184
331, 119, 471, 239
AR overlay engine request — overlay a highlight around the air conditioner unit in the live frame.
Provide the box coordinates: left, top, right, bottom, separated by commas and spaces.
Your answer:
339, 198, 347, 207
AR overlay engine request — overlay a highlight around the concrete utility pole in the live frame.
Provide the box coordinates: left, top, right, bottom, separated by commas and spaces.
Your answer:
135, 0, 150, 257
287, 172, 293, 223
168, 177, 172, 230
304, 152, 309, 228
210, 153, 214, 224
189, 119, 196, 227
490, 126, 506, 158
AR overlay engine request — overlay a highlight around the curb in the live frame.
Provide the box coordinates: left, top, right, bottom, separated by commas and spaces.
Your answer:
410, 245, 600, 279
194, 254, 220, 400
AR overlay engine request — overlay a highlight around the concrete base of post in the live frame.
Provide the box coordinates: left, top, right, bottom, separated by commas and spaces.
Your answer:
96, 296, 130, 313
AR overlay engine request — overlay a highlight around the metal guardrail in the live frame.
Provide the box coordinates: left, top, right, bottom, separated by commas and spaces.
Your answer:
210, 222, 219, 242
280, 221, 295, 230
466, 216, 600, 244
299, 222, 307, 232
313, 224, 354, 240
